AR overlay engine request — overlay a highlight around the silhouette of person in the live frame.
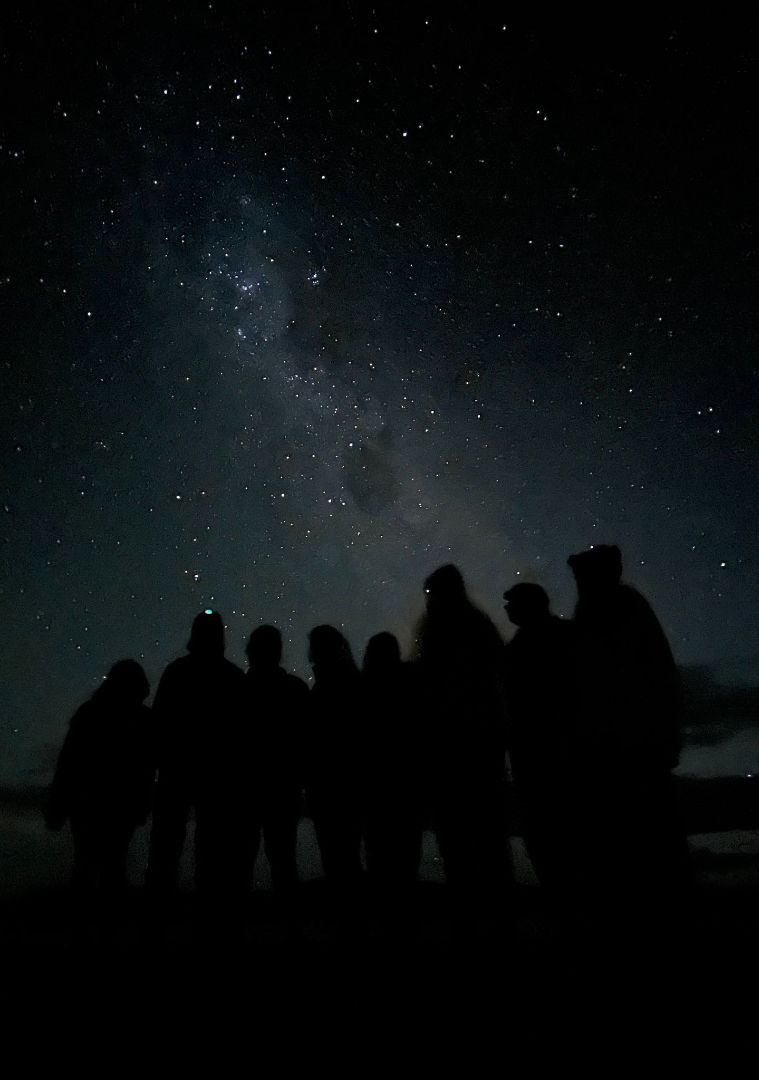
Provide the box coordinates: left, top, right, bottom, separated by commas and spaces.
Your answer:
567, 545, 688, 919
44, 660, 154, 925
243, 625, 309, 907
503, 583, 578, 898
146, 610, 247, 917
414, 564, 512, 916
362, 632, 424, 917
305, 625, 366, 894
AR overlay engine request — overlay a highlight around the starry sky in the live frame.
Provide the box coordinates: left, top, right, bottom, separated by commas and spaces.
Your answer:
2, 9, 758, 785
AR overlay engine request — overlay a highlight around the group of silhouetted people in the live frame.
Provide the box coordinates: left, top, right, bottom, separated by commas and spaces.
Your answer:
45, 544, 689, 941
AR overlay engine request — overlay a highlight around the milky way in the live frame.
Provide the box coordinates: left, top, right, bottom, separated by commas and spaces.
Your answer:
2, 11, 758, 782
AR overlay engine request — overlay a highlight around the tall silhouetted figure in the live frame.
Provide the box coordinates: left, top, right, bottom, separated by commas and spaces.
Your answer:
305, 625, 366, 899
568, 545, 687, 927
146, 610, 247, 921
45, 660, 154, 930
414, 564, 512, 918
243, 625, 309, 908
503, 583, 578, 899
362, 632, 424, 923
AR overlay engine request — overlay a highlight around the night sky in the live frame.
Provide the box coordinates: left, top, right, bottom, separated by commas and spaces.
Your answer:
2, 9, 758, 785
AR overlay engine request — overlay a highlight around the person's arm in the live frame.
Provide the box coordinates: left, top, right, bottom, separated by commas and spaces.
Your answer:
44, 711, 85, 829
134, 704, 157, 826
151, 665, 177, 775
293, 678, 311, 793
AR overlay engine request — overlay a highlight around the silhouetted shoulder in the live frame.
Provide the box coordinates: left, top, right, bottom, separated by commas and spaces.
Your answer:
310, 666, 363, 694
507, 614, 575, 651
67, 699, 98, 733
472, 606, 505, 642
545, 615, 577, 647
159, 656, 190, 678
617, 584, 659, 618
616, 586, 676, 654
152, 656, 189, 702
156, 653, 245, 687
282, 671, 309, 697
222, 656, 247, 681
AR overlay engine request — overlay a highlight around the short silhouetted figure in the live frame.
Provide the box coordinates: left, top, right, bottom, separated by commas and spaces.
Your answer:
45, 660, 153, 925
362, 632, 424, 916
503, 583, 578, 898
568, 545, 687, 921
243, 625, 309, 906
414, 565, 512, 915
305, 625, 366, 893
146, 611, 247, 913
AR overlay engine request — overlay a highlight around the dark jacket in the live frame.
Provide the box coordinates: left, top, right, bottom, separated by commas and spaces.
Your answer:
574, 584, 682, 769
152, 653, 247, 798
504, 615, 578, 781
244, 666, 309, 805
46, 699, 154, 828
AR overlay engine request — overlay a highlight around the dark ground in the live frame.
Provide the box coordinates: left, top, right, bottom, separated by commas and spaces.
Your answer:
2, 805, 759, 1061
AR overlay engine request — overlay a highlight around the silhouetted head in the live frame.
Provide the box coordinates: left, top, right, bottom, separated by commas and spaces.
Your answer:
308, 624, 356, 673
503, 583, 551, 628
246, 624, 282, 670
568, 545, 623, 599
363, 631, 402, 677
95, 659, 150, 704
424, 563, 467, 612
187, 609, 225, 658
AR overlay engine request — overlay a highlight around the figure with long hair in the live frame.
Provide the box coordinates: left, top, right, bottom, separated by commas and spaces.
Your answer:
502, 583, 578, 901
305, 625, 366, 895
414, 565, 512, 918
243, 624, 309, 909
362, 632, 424, 924
45, 659, 154, 929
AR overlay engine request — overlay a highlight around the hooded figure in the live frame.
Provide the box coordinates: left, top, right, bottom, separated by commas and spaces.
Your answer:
568, 545, 688, 917
45, 659, 154, 906
305, 625, 366, 889
362, 632, 424, 905
568, 545, 681, 769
